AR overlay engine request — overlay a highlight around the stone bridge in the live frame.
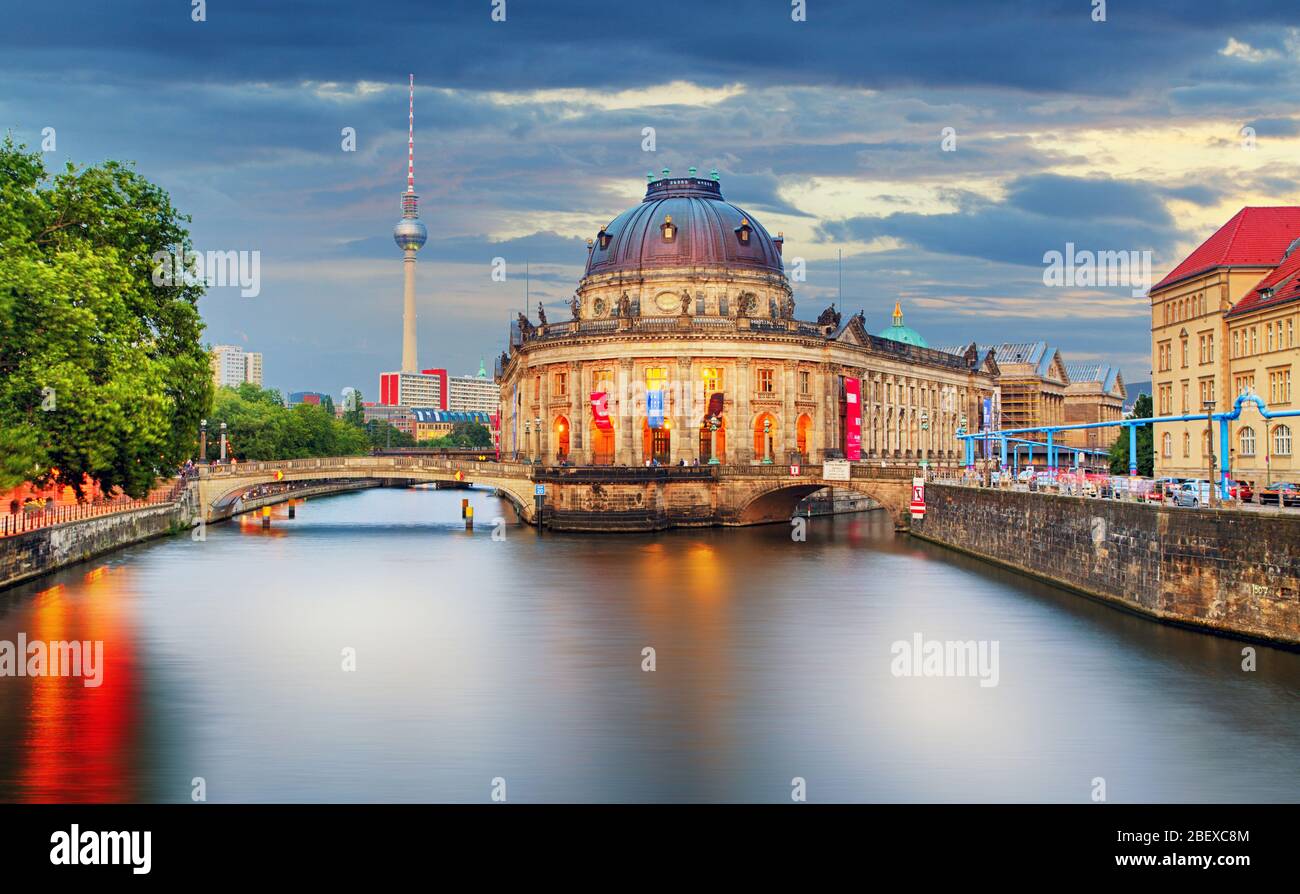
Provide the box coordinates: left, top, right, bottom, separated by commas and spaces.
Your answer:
194, 456, 926, 532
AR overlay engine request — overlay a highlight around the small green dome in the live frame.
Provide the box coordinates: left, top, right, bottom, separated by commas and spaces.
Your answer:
877, 301, 928, 347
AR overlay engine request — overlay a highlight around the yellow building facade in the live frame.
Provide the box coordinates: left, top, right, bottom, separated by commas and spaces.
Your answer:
1150, 207, 1300, 484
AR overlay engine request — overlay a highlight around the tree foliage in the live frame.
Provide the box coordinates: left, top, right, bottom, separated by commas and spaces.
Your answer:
0, 137, 212, 497
208, 384, 369, 460
1109, 393, 1154, 476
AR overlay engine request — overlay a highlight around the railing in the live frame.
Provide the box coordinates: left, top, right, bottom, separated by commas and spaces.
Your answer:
2, 477, 188, 538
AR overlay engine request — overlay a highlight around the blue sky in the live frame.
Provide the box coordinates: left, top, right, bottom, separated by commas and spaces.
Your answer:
5, 0, 1300, 397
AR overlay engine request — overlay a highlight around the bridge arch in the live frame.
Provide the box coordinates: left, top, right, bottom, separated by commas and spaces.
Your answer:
732, 477, 914, 529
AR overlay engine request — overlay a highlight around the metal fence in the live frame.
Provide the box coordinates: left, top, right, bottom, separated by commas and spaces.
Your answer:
2, 478, 188, 538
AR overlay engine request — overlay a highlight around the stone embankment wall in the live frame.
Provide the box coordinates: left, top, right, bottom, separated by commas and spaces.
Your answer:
912, 484, 1300, 646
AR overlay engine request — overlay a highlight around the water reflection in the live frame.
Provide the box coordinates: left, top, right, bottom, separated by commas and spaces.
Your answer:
0, 487, 1297, 803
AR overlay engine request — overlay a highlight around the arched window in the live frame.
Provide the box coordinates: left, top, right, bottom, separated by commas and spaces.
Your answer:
1239, 426, 1256, 456
1162, 432, 1172, 457
1182, 432, 1190, 457
1276, 424, 1293, 457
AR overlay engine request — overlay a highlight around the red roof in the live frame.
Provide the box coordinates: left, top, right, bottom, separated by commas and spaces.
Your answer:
1151, 206, 1300, 292
1227, 243, 1300, 318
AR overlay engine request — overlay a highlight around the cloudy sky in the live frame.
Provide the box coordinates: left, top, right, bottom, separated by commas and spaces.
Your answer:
6, 0, 1300, 397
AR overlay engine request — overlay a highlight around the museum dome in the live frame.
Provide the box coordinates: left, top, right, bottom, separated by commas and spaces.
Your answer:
583, 172, 785, 278
877, 301, 928, 347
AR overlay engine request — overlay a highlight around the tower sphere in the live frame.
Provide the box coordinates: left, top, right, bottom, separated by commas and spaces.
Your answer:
394, 216, 428, 251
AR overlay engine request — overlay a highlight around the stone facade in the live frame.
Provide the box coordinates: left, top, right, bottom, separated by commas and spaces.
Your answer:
498, 176, 999, 468
913, 484, 1300, 646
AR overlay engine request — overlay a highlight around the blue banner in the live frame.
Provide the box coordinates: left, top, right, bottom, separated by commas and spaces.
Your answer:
647, 389, 664, 429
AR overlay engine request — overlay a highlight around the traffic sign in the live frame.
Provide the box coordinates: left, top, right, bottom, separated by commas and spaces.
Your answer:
789, 464, 801, 476
910, 476, 926, 519
534, 484, 546, 496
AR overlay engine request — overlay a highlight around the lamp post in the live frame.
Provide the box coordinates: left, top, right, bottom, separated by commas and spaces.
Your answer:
1204, 399, 1217, 508
524, 420, 531, 464
707, 414, 721, 465
534, 416, 542, 464
762, 418, 773, 464
200, 418, 208, 462
219, 422, 228, 463
920, 407, 929, 474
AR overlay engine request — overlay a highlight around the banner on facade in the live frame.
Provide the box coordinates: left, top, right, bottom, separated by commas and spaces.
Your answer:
647, 389, 664, 429
845, 377, 862, 461
590, 392, 612, 430
705, 392, 724, 423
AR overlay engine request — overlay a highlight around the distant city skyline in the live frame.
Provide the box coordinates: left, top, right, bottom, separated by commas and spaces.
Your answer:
7, 2, 1300, 394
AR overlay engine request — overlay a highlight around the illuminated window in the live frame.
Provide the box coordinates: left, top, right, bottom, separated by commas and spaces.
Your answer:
593, 369, 613, 393
645, 367, 667, 390
702, 367, 723, 393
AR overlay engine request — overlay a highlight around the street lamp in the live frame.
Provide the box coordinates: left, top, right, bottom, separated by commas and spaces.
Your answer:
1203, 399, 1217, 508
524, 420, 531, 464
219, 421, 228, 463
706, 414, 721, 465
534, 417, 542, 464
762, 417, 773, 464
200, 418, 208, 462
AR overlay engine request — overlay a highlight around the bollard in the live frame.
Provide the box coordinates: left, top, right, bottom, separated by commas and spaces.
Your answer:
461, 497, 469, 519
465, 504, 474, 530
288, 500, 296, 519
262, 506, 271, 528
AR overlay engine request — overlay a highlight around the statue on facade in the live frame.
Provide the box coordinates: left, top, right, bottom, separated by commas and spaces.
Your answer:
618, 292, 632, 318
817, 305, 842, 329
738, 293, 757, 316
570, 294, 581, 320
516, 312, 533, 340
537, 302, 548, 327
779, 295, 795, 320
681, 292, 691, 315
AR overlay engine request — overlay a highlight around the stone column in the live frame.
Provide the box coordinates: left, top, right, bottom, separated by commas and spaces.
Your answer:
538, 366, 550, 463
735, 358, 751, 464
676, 356, 695, 464
822, 363, 838, 461
782, 361, 797, 462
618, 359, 635, 465
569, 361, 584, 464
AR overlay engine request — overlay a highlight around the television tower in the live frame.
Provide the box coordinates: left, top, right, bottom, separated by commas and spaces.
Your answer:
392, 73, 427, 373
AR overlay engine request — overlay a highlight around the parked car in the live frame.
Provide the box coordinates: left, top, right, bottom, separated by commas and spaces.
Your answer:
1146, 477, 1186, 502
1173, 479, 1212, 508
1259, 482, 1300, 507
1226, 479, 1254, 502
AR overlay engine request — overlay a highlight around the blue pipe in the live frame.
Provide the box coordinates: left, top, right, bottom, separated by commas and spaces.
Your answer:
1128, 424, 1137, 477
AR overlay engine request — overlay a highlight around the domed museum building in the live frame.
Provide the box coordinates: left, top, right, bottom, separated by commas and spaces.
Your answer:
496, 172, 999, 466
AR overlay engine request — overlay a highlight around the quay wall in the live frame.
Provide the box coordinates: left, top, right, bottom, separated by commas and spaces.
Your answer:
911, 484, 1300, 646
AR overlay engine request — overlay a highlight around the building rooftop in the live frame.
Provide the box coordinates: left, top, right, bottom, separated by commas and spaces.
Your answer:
1151, 206, 1300, 292
875, 301, 928, 347
1064, 362, 1125, 395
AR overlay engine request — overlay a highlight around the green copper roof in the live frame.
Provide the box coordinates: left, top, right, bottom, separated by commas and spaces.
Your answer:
877, 301, 928, 347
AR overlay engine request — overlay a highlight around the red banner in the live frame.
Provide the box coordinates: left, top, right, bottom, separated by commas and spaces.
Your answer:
844, 377, 862, 461
590, 392, 613, 430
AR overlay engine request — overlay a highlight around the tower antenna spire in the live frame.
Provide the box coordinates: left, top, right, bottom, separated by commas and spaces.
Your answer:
407, 73, 416, 195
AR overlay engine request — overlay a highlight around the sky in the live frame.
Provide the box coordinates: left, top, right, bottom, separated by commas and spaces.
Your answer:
5, 0, 1300, 398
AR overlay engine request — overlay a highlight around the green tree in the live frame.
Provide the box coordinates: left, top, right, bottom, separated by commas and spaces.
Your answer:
0, 137, 211, 496
363, 419, 415, 449
1109, 393, 1154, 476
208, 384, 368, 460
342, 389, 365, 427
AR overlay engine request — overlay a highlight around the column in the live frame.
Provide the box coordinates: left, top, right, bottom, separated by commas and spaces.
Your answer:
676, 356, 695, 464
569, 361, 584, 464
617, 359, 635, 465
735, 358, 751, 464
782, 361, 797, 462
538, 366, 550, 462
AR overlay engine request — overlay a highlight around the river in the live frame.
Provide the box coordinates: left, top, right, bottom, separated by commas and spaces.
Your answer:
1, 486, 1297, 803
